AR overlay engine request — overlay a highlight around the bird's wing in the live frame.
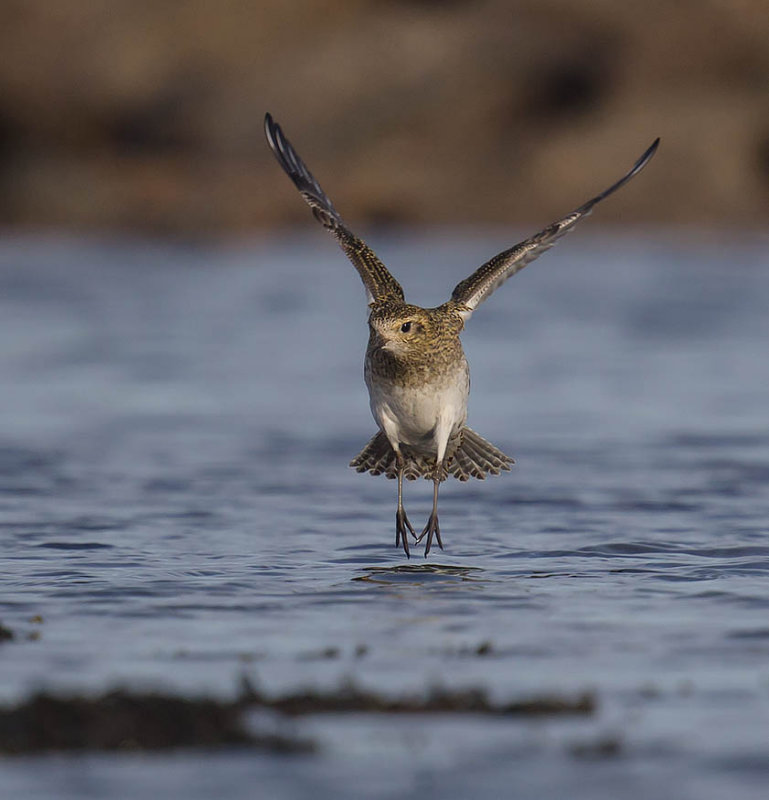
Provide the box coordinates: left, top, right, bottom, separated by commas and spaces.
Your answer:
264, 113, 404, 304
450, 139, 659, 318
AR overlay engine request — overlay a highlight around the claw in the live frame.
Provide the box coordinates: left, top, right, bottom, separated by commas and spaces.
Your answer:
418, 512, 442, 557
395, 507, 415, 558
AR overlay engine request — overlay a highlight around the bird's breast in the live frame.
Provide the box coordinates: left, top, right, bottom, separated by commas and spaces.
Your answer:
365, 352, 469, 451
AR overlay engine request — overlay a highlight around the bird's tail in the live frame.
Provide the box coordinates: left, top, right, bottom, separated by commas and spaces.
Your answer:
349, 427, 514, 482
450, 427, 514, 480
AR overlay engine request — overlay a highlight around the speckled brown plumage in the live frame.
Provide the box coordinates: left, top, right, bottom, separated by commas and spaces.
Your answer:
365, 301, 465, 385
264, 112, 658, 557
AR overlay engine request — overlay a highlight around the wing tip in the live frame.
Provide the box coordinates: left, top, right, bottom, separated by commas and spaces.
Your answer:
576, 135, 660, 214
629, 136, 661, 178
264, 111, 278, 150
263, 113, 318, 198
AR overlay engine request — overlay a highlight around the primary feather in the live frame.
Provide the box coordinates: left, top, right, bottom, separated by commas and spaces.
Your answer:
451, 138, 659, 317
264, 113, 404, 304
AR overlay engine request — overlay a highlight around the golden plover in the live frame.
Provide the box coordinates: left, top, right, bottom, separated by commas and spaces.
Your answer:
265, 113, 658, 557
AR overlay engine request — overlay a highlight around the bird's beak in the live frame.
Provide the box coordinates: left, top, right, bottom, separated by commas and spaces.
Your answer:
369, 329, 387, 350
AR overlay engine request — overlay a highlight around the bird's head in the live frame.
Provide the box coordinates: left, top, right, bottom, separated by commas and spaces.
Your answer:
367, 303, 433, 356
367, 302, 462, 359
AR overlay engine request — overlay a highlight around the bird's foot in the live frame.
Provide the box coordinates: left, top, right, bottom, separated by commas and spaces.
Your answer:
395, 507, 416, 558
416, 512, 443, 557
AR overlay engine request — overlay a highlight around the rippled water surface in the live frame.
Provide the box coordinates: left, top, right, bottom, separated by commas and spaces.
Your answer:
1, 232, 768, 799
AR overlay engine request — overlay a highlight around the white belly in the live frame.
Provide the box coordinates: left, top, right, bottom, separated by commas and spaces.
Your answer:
366, 365, 469, 457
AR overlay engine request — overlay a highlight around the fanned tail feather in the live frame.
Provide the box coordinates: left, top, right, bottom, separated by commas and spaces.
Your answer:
349, 427, 513, 482
451, 436, 487, 480
458, 428, 511, 477
349, 431, 425, 480
449, 427, 513, 481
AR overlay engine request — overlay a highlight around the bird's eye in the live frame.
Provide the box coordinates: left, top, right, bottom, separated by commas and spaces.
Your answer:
400, 322, 412, 333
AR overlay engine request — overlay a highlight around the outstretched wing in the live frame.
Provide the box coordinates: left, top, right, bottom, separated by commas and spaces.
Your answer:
451, 138, 659, 318
264, 113, 404, 304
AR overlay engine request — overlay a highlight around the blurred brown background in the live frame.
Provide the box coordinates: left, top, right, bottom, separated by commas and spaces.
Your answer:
1, 0, 768, 235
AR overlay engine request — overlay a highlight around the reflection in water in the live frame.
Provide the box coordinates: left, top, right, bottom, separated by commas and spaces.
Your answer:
353, 564, 483, 585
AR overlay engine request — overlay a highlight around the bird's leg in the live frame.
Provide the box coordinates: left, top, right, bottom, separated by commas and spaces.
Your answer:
417, 467, 443, 557
395, 455, 415, 557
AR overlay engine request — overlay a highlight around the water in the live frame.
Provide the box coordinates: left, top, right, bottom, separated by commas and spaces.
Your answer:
0, 231, 768, 799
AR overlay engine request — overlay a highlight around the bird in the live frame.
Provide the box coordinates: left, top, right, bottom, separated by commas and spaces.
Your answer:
264, 112, 658, 558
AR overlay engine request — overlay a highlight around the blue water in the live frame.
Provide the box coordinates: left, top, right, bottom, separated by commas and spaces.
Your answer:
0, 231, 768, 799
